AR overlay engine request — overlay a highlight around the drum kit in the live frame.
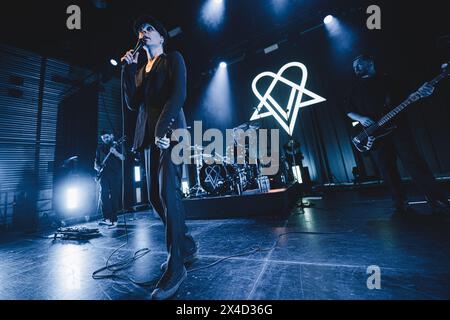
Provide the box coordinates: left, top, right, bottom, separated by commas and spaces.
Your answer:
187, 121, 262, 197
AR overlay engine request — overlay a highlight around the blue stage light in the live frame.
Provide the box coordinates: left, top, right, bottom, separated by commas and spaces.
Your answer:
200, 0, 225, 30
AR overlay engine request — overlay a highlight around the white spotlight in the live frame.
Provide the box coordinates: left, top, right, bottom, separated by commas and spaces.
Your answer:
110, 59, 118, 66
219, 61, 227, 68
264, 43, 279, 55
181, 181, 190, 196
292, 165, 303, 183
324, 15, 334, 24
135, 187, 142, 203
134, 166, 141, 182
66, 187, 79, 210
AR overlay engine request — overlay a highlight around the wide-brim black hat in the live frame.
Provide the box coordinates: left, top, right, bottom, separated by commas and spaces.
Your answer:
100, 129, 113, 136
133, 15, 168, 42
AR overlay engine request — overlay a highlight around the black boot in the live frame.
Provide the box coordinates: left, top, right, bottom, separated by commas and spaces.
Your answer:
151, 266, 187, 300
161, 244, 198, 271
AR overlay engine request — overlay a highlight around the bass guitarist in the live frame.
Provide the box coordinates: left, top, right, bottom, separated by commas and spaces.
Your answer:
346, 54, 449, 217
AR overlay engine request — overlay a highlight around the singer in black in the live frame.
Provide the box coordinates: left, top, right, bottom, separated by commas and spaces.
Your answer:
347, 55, 450, 217
122, 15, 197, 300
94, 131, 125, 228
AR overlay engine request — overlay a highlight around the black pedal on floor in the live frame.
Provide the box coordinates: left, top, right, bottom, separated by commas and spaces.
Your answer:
53, 227, 101, 240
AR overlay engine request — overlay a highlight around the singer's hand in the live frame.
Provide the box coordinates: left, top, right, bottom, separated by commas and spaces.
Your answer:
155, 136, 170, 150
121, 50, 139, 65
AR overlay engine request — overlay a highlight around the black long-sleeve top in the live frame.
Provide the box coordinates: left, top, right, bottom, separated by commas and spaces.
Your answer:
95, 143, 121, 175
346, 74, 408, 127
123, 51, 187, 151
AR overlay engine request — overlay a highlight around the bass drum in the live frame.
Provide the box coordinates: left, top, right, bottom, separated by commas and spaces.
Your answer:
200, 163, 235, 195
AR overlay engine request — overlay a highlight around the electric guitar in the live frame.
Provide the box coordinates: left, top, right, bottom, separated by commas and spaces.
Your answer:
95, 136, 126, 181
158, 118, 175, 148
352, 62, 449, 153
128, 119, 175, 163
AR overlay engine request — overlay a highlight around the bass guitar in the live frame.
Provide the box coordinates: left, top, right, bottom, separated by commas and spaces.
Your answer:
352, 62, 449, 152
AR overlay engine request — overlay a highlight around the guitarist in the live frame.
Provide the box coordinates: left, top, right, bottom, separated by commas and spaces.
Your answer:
94, 131, 125, 228
121, 15, 197, 300
346, 54, 449, 217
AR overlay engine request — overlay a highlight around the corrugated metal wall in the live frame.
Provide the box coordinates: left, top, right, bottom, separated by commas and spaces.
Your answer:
0, 46, 40, 228
0, 44, 122, 229
98, 77, 123, 142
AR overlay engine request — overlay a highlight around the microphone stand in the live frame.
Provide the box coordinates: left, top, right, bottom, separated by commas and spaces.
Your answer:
286, 138, 313, 214
117, 40, 142, 239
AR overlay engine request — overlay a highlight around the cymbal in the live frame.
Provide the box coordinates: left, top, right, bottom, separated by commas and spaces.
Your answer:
248, 123, 261, 130
189, 153, 212, 159
233, 120, 261, 131
62, 155, 79, 167
65, 155, 78, 162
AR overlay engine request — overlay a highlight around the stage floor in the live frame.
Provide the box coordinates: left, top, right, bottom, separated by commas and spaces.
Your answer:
1, 187, 450, 300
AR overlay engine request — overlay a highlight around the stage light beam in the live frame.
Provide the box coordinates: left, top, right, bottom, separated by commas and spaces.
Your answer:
272, 0, 288, 15
200, 59, 233, 128
200, 0, 225, 30
324, 15, 357, 59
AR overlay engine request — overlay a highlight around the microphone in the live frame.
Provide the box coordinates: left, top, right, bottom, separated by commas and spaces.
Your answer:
121, 38, 144, 66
